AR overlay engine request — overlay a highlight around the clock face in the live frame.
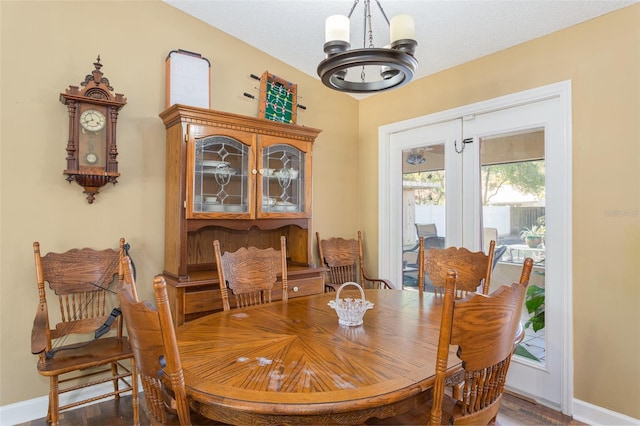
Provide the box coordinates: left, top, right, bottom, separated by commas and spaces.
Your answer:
85, 153, 99, 164
80, 109, 106, 132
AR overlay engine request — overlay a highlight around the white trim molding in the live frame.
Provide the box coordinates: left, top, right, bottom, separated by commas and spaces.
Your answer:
379, 80, 573, 414
573, 399, 640, 426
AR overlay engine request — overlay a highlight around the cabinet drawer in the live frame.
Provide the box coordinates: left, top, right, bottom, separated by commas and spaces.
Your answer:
182, 277, 320, 315
184, 288, 223, 314
288, 277, 323, 298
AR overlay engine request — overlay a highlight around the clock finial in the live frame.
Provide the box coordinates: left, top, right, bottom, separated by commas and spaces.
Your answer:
94, 55, 102, 70
90, 56, 104, 87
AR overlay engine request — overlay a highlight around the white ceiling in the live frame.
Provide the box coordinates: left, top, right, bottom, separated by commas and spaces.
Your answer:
163, 0, 636, 97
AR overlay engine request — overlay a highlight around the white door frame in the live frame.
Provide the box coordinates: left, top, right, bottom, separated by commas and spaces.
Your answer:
378, 81, 573, 414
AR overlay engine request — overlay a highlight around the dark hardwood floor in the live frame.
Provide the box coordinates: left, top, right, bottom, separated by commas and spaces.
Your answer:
18, 391, 584, 426
496, 392, 585, 426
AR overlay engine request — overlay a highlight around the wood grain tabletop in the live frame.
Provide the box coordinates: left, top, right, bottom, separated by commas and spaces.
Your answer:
176, 289, 461, 424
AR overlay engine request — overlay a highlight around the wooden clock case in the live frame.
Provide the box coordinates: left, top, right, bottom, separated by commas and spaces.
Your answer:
60, 56, 126, 203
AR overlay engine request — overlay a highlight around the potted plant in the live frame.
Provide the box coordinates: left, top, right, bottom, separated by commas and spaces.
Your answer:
520, 225, 545, 248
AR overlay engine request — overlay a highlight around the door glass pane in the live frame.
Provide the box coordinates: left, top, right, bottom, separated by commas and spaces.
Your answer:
479, 129, 546, 366
402, 144, 446, 290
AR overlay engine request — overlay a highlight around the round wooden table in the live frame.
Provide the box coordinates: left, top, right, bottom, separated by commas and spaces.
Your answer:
176, 289, 460, 424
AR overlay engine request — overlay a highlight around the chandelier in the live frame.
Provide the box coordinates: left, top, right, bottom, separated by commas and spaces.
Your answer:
317, 0, 418, 93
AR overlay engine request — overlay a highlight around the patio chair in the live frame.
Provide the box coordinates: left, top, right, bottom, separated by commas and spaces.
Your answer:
403, 223, 445, 255
493, 244, 509, 269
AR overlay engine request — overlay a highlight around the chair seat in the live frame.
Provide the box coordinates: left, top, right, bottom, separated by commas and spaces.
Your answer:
37, 337, 133, 375
324, 282, 341, 292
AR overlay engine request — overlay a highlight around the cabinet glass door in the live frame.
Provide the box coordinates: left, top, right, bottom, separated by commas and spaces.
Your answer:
191, 135, 251, 215
261, 144, 305, 214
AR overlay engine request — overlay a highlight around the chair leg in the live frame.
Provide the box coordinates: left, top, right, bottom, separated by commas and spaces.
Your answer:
49, 376, 59, 425
111, 362, 121, 400
452, 383, 461, 400
46, 392, 51, 424
131, 360, 140, 426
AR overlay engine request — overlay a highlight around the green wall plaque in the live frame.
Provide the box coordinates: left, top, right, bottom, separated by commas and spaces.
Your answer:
259, 71, 297, 124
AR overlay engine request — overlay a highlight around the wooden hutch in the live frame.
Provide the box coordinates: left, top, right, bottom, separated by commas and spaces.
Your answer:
159, 105, 325, 325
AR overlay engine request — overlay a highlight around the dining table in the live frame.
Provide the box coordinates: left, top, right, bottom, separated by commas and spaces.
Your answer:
175, 288, 461, 425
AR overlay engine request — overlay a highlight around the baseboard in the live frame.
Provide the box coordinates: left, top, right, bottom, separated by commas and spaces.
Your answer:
0, 382, 136, 425
3, 387, 638, 426
573, 398, 640, 426
1, 392, 51, 425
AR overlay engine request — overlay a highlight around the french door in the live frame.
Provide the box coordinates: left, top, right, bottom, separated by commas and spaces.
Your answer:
379, 82, 572, 413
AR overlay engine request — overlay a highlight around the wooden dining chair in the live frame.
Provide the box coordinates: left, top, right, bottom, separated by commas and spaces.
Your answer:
119, 249, 139, 302
448, 257, 534, 401
316, 230, 393, 292
214, 235, 288, 311
367, 263, 531, 426
431, 267, 530, 425
31, 238, 137, 426
118, 260, 221, 425
418, 237, 496, 297
118, 257, 223, 425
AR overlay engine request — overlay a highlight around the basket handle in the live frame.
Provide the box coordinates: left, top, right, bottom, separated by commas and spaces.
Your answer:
335, 282, 365, 301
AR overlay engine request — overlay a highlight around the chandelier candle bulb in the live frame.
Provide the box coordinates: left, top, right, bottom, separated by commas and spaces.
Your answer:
325, 15, 350, 43
390, 14, 415, 42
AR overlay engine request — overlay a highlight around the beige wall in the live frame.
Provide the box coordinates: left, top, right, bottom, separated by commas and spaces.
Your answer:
358, 4, 640, 419
1, 0, 639, 420
0, 0, 359, 406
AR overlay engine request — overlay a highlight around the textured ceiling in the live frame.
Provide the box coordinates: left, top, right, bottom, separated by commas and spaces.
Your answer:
163, 0, 637, 97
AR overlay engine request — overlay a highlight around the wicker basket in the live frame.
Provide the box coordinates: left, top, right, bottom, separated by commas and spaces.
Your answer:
328, 282, 374, 326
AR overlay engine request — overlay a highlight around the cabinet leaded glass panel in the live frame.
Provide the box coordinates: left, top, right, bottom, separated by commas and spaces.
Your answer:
261, 144, 305, 213
193, 135, 250, 213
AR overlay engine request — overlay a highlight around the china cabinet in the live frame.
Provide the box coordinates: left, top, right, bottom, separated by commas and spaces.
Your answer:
159, 105, 324, 325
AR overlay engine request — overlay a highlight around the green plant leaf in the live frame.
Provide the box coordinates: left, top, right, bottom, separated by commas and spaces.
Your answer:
529, 312, 545, 332
526, 285, 545, 296
525, 294, 544, 314
515, 344, 540, 361
524, 285, 545, 331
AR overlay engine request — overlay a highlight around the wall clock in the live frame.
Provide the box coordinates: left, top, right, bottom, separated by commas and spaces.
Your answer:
258, 71, 297, 124
60, 56, 127, 203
